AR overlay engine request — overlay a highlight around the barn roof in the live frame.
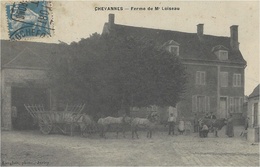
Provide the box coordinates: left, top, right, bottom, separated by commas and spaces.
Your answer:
1, 40, 66, 68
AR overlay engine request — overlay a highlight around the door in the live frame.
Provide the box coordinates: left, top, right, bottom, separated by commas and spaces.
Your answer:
11, 87, 49, 130
219, 97, 227, 118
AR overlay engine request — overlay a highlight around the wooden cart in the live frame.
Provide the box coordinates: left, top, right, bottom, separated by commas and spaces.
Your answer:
24, 104, 85, 135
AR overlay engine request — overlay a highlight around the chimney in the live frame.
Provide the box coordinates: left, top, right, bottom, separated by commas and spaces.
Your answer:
230, 25, 239, 50
108, 13, 115, 26
197, 24, 204, 38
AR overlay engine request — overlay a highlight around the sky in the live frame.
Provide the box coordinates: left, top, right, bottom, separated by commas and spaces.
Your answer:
1, 1, 259, 95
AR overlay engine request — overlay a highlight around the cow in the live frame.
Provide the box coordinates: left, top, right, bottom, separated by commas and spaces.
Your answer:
198, 118, 227, 137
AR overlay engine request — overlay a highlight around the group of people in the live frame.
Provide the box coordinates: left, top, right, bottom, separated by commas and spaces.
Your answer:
167, 113, 186, 135
168, 110, 236, 138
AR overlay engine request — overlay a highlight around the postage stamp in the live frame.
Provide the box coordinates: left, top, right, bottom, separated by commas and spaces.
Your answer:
5, 0, 54, 40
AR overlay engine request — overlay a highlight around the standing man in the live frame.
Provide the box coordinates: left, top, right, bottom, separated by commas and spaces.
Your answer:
168, 113, 176, 135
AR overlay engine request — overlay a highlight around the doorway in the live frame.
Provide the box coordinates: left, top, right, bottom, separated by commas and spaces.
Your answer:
219, 97, 227, 118
11, 87, 49, 130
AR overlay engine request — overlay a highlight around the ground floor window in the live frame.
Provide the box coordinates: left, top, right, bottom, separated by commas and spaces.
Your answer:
192, 95, 210, 112
229, 97, 243, 113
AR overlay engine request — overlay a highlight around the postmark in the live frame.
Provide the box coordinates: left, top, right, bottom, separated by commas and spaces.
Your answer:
5, 0, 54, 41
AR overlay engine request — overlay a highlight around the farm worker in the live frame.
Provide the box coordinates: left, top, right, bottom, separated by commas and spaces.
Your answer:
178, 117, 185, 135
168, 113, 176, 135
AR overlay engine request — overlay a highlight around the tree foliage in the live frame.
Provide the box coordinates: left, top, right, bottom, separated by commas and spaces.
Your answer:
47, 32, 187, 116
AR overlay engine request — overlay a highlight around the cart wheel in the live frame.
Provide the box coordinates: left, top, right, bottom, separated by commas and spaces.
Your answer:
39, 121, 53, 135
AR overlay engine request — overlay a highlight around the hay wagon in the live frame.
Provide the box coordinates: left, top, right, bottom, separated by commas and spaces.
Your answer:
24, 104, 85, 135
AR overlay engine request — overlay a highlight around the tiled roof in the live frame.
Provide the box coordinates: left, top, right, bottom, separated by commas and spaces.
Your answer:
104, 23, 246, 64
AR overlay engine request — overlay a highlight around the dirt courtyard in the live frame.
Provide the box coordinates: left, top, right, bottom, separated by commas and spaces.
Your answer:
1, 126, 259, 166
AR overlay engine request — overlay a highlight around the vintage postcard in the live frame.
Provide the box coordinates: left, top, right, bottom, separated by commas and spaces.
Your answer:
1, 1, 259, 166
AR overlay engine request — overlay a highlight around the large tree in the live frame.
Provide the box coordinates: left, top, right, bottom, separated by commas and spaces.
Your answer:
48, 32, 187, 116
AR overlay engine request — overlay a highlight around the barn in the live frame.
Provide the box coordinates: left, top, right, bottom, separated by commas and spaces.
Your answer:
1, 40, 64, 130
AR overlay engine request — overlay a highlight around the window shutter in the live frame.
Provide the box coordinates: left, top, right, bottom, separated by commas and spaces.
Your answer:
239, 97, 243, 112
202, 72, 206, 85
238, 74, 241, 87
206, 96, 210, 112
229, 97, 233, 112
196, 72, 199, 84
192, 95, 197, 112
233, 74, 236, 86
225, 72, 228, 87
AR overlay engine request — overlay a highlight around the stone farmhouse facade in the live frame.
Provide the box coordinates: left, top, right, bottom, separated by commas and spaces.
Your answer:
103, 14, 247, 124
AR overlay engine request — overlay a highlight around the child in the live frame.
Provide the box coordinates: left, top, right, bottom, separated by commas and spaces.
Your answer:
178, 117, 185, 135
201, 124, 209, 138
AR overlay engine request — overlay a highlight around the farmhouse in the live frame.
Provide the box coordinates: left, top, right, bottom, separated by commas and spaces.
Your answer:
102, 14, 247, 124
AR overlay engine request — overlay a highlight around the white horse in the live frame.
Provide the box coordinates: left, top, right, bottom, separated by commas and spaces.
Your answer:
76, 114, 97, 137
131, 111, 159, 139
97, 115, 132, 138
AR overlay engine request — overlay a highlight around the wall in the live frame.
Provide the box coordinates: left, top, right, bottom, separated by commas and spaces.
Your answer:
177, 63, 218, 119
177, 61, 245, 124
1, 68, 48, 130
247, 96, 259, 143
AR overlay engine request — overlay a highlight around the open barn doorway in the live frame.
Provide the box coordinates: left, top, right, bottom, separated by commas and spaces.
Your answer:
11, 87, 49, 130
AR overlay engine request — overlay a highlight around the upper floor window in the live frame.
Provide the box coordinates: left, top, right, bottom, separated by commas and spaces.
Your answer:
233, 73, 242, 87
220, 72, 228, 87
218, 50, 228, 61
168, 45, 179, 56
196, 71, 206, 85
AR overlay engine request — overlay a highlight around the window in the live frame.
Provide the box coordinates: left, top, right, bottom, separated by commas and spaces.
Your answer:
192, 95, 210, 112
218, 50, 228, 60
229, 97, 243, 113
169, 46, 179, 56
220, 72, 228, 87
233, 74, 242, 87
196, 71, 206, 85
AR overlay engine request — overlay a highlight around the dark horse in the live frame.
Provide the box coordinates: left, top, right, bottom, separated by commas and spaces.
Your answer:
198, 118, 227, 137
131, 111, 159, 139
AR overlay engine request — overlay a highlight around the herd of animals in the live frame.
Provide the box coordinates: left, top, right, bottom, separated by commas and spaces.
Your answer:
74, 111, 228, 139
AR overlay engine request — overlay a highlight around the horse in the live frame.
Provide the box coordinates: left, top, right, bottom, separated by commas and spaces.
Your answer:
131, 111, 159, 139
198, 118, 227, 137
76, 114, 98, 137
97, 115, 132, 138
